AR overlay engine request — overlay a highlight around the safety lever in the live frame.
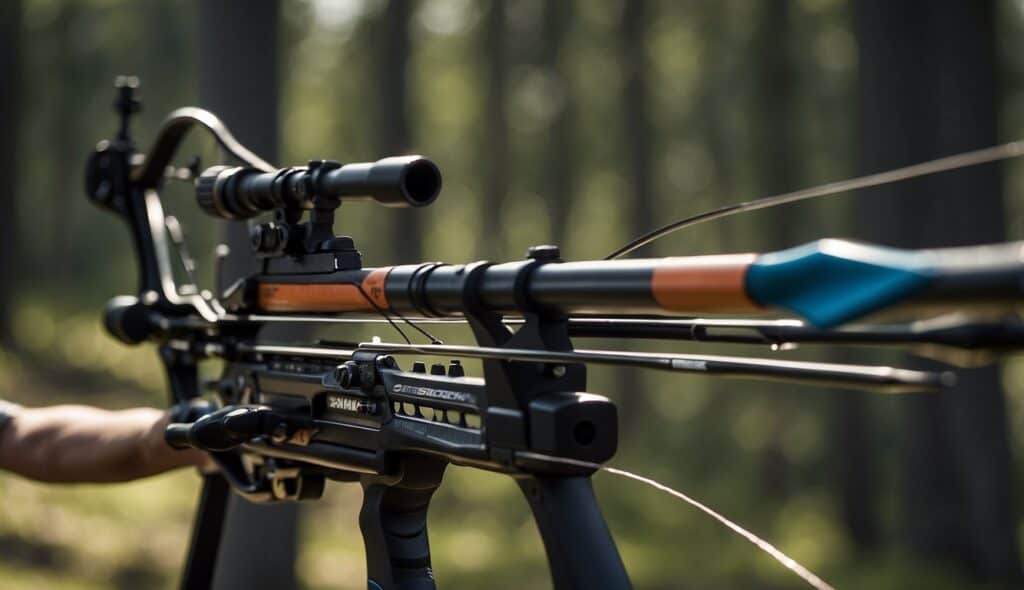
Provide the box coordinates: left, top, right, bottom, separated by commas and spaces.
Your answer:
166, 405, 315, 452
166, 405, 324, 503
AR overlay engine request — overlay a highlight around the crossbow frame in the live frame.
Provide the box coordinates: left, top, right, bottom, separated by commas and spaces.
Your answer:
83, 78, 1024, 590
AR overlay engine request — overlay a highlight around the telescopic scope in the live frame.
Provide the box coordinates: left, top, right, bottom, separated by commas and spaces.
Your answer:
195, 155, 441, 220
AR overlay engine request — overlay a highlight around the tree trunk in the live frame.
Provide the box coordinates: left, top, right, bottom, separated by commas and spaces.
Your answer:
612, 0, 654, 427
620, 0, 653, 256
373, 0, 419, 263
749, 0, 800, 502
740, 0, 885, 551
827, 390, 879, 551
694, 4, 735, 202
0, 0, 21, 345
750, 0, 798, 212
198, 3, 300, 589
49, 2, 82, 270
478, 0, 508, 259
538, 0, 574, 251
854, 0, 1021, 581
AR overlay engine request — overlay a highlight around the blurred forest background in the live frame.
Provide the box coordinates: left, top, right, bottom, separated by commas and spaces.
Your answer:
2, 0, 1024, 588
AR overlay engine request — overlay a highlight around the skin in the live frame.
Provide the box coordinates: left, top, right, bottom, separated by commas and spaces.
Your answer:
0, 405, 209, 483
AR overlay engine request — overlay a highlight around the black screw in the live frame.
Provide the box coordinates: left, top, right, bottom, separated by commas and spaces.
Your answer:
271, 422, 289, 445
526, 244, 561, 261
337, 365, 354, 388
250, 223, 287, 254
335, 361, 361, 388
334, 365, 349, 386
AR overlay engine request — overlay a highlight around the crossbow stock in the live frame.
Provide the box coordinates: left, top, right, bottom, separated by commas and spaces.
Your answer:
84, 78, 1024, 590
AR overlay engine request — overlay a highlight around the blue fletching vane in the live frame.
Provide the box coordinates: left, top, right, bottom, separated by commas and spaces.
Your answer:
745, 240, 934, 328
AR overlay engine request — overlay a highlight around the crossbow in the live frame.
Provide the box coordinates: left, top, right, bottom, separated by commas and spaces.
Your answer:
84, 78, 1024, 590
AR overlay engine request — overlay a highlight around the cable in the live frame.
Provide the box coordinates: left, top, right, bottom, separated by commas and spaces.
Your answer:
354, 282, 444, 345
607, 140, 1024, 259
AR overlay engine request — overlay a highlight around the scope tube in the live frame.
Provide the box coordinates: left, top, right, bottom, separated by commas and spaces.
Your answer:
195, 156, 442, 219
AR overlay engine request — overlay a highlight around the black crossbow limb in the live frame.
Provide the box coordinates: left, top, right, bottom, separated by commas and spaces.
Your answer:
84, 78, 1024, 590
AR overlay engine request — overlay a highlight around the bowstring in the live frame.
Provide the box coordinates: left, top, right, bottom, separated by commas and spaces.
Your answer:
515, 451, 833, 590
602, 466, 835, 590
606, 139, 1024, 260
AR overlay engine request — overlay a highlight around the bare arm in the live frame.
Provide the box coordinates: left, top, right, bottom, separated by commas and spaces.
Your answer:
0, 404, 209, 483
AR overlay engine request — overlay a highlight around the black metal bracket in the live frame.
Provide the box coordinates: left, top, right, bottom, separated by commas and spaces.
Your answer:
451, 247, 629, 590
457, 248, 587, 460
250, 159, 364, 273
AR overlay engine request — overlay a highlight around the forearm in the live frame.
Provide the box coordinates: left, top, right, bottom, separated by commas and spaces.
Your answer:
0, 405, 208, 483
